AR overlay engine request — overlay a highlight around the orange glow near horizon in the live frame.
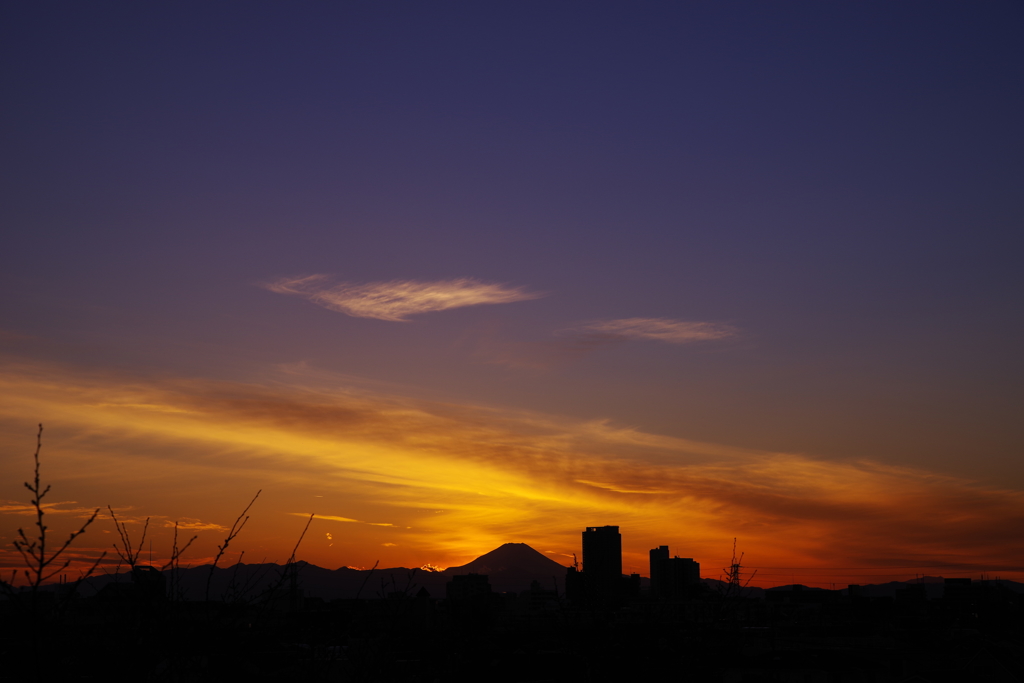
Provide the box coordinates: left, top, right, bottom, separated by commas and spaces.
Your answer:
2, 359, 1022, 589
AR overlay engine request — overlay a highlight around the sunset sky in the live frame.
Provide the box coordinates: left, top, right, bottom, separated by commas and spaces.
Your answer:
2, 2, 1023, 588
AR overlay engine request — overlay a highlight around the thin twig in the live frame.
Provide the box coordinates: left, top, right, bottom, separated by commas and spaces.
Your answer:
228, 555, 274, 604
355, 560, 379, 600
258, 513, 314, 611
160, 522, 198, 572
205, 490, 261, 603
55, 550, 108, 614
285, 513, 314, 566
107, 506, 149, 571
161, 522, 197, 601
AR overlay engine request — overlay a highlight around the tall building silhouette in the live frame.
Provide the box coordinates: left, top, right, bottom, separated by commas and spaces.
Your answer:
582, 525, 622, 601
583, 526, 622, 581
649, 545, 669, 597
649, 544, 700, 600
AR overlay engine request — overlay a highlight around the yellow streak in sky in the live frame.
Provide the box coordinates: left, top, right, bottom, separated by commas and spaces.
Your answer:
1, 360, 1022, 583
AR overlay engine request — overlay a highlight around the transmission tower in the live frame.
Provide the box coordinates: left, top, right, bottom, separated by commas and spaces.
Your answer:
723, 538, 757, 593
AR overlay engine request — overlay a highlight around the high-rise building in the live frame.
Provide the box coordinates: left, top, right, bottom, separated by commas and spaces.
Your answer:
582, 525, 622, 602
649, 545, 669, 597
583, 525, 622, 582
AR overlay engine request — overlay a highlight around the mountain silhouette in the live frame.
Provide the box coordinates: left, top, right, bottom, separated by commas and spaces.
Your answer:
445, 543, 567, 575
443, 542, 568, 593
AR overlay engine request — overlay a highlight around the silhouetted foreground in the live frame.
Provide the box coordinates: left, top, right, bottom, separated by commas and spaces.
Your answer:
3, 543, 1023, 682
6, 431, 1019, 681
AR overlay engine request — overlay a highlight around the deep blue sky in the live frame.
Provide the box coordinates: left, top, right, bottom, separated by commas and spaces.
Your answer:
2, 2, 1023, 483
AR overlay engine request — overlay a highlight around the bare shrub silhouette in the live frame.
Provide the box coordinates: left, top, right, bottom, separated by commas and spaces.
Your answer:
107, 505, 149, 568
4, 424, 106, 611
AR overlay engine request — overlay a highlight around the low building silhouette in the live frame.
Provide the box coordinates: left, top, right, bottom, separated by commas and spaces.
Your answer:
445, 573, 492, 601
445, 573, 496, 625
649, 545, 700, 600
97, 564, 166, 605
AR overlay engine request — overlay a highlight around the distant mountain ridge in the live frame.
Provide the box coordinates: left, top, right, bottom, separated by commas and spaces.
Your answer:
28, 545, 1024, 602
37, 542, 570, 601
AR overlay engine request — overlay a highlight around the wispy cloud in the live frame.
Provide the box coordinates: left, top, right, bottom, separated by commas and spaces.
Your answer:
575, 479, 675, 495
0, 546, 122, 571
565, 317, 736, 344
292, 513, 394, 527
164, 518, 228, 532
0, 501, 99, 517
465, 317, 733, 371
263, 275, 542, 321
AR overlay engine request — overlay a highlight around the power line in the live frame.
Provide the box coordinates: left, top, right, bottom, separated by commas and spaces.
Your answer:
747, 565, 1021, 570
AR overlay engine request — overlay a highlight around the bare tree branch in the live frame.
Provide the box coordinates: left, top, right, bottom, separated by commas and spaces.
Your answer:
205, 490, 261, 603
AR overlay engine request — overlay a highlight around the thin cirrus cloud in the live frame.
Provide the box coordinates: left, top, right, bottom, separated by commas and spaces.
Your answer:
567, 317, 736, 344
263, 275, 543, 322
165, 518, 228, 532
467, 317, 737, 371
0, 501, 97, 516
289, 513, 395, 528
